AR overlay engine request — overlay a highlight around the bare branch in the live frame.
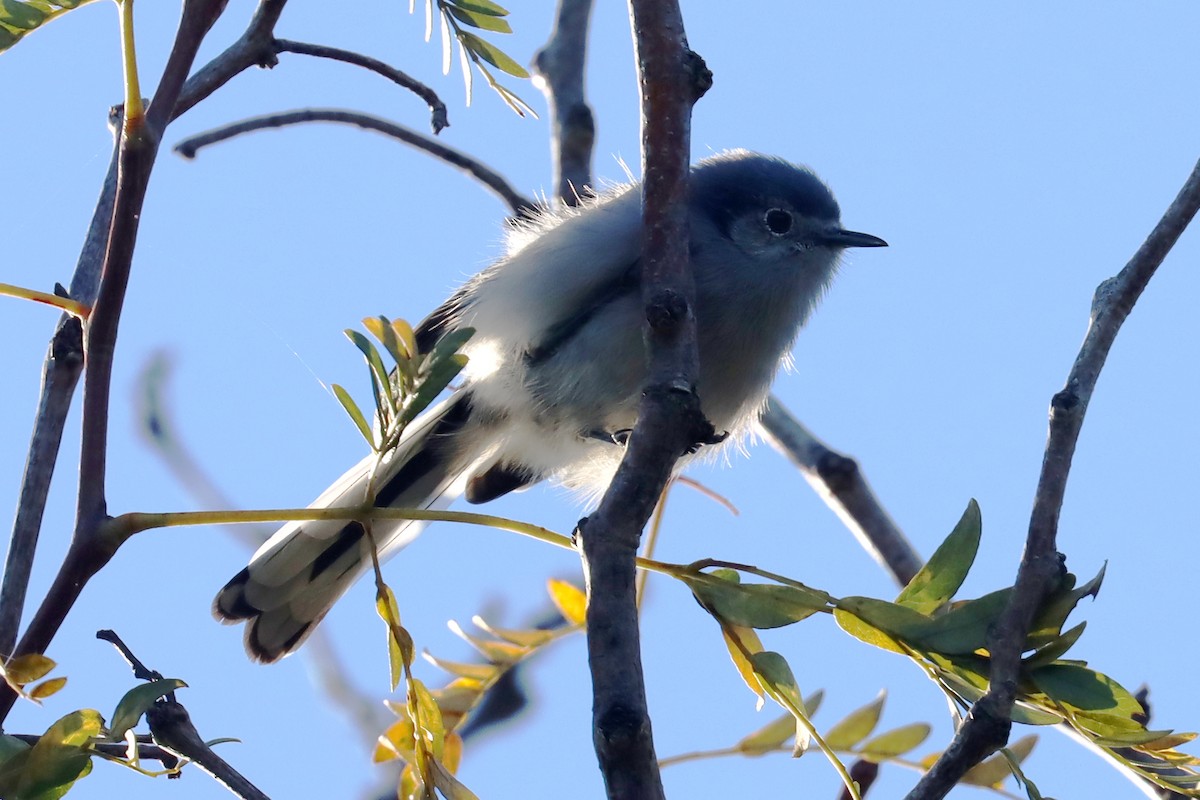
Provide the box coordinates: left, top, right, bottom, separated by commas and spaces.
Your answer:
533, 0, 596, 204
172, 0, 289, 121
576, 2, 711, 797
274, 39, 449, 133
173, 108, 535, 216
0, 0, 231, 723
759, 398, 922, 587
6, 733, 180, 767
906, 157, 1200, 800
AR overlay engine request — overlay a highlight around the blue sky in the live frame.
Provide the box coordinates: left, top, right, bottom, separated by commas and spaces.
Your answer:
3, 3, 1200, 799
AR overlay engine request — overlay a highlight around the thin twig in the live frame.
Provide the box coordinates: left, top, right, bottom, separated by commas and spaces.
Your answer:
758, 398, 921, 587
7, 733, 180, 767
274, 39, 448, 133
533, 0, 596, 203
906, 158, 1200, 800
173, 108, 535, 216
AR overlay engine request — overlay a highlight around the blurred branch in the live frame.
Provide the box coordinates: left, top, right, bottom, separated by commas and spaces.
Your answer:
907, 157, 1200, 800
533, 0, 596, 203
274, 39, 448, 133
759, 398, 921, 587
174, 108, 536, 216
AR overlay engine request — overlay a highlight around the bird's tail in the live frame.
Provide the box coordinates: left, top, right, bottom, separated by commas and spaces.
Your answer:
214, 392, 478, 662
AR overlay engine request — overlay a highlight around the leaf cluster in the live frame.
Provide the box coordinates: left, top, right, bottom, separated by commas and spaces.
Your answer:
374, 579, 587, 799
0, 671, 190, 799
412, 0, 536, 116
677, 500, 1200, 797
335, 316, 473, 456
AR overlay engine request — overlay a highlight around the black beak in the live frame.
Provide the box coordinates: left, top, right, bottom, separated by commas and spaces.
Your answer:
819, 228, 888, 249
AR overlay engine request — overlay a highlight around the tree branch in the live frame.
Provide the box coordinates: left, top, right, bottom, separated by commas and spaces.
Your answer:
0, 0, 230, 723
576, 2, 710, 798
173, 108, 535, 216
758, 398, 922, 587
906, 157, 1200, 799
274, 39, 448, 133
533, 0, 596, 204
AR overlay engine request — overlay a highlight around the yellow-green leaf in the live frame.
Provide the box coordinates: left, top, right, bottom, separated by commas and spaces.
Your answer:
422, 652, 498, 681
2, 654, 55, 686
459, 30, 529, 78
721, 625, 765, 709
822, 691, 885, 751
962, 735, 1037, 788
547, 578, 587, 625
374, 717, 416, 764
736, 713, 797, 755
857, 723, 931, 760
446, 620, 525, 663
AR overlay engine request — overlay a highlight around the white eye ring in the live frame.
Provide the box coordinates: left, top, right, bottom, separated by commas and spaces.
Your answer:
764, 208, 793, 236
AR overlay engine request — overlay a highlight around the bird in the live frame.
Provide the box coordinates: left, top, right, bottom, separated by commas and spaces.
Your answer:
214, 150, 887, 662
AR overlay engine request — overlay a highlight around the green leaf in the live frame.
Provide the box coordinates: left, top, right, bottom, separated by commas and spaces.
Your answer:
896, 499, 981, 613
332, 384, 374, 447
749, 651, 809, 756
0, 0, 94, 55
822, 691, 885, 751
917, 587, 1012, 655
858, 722, 931, 760
1023, 622, 1086, 670
445, 4, 510, 32
109, 678, 188, 740
459, 31, 528, 78
450, 0, 508, 16
1030, 663, 1144, 719
0, 0, 48, 29
685, 572, 830, 629
835, 596, 934, 644
1027, 565, 1104, 648
345, 328, 393, 418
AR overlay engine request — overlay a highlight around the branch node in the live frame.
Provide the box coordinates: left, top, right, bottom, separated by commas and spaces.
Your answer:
684, 49, 713, 102
645, 289, 689, 331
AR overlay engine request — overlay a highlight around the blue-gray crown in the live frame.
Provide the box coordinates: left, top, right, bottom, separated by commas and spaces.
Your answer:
690, 151, 840, 238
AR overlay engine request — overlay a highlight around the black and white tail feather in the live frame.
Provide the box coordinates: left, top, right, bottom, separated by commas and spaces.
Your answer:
213, 151, 886, 662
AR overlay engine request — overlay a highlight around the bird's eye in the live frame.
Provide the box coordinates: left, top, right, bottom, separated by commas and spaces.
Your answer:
764, 208, 793, 235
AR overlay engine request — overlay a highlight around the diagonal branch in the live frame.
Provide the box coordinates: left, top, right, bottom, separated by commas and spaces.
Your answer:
906, 156, 1200, 800
173, 108, 535, 215
758, 398, 922, 587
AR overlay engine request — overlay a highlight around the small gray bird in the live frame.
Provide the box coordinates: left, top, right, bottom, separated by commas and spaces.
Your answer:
214, 150, 886, 662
